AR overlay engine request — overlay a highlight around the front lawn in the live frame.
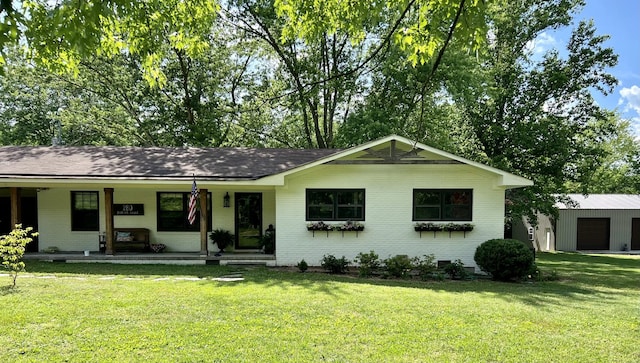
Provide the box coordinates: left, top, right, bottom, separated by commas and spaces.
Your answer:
1, 253, 638, 362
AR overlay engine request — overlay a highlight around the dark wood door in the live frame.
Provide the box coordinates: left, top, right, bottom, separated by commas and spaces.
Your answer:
632, 218, 640, 250
576, 218, 610, 250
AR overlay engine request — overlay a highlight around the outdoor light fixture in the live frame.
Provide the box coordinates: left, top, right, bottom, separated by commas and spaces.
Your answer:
223, 192, 230, 208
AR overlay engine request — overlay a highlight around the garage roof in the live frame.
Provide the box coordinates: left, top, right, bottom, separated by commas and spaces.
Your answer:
556, 194, 640, 210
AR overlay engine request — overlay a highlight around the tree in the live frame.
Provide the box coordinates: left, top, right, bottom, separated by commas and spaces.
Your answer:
0, 23, 259, 147
226, 0, 367, 148
2, 0, 220, 86
274, 0, 488, 66
0, 224, 38, 288
0, 48, 140, 146
451, 0, 619, 221
2, 1, 490, 87
566, 115, 640, 194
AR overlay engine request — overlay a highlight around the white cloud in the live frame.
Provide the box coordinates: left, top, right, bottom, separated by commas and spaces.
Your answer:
619, 85, 640, 114
619, 86, 640, 140
525, 32, 558, 55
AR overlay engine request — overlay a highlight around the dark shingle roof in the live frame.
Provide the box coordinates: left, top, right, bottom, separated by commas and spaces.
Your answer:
0, 146, 341, 180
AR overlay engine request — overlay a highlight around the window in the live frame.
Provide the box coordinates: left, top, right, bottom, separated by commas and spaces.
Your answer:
413, 189, 472, 221
71, 191, 99, 231
157, 192, 212, 231
306, 189, 365, 221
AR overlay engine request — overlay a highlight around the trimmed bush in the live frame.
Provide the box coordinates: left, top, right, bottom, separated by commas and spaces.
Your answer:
354, 250, 381, 277
443, 259, 468, 280
296, 259, 308, 272
474, 239, 535, 281
320, 254, 350, 274
383, 255, 413, 278
413, 254, 437, 280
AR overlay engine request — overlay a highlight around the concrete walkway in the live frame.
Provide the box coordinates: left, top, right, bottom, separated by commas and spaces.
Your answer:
23, 252, 276, 265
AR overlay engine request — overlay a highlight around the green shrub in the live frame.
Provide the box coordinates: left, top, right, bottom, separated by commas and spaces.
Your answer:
0, 224, 38, 288
354, 250, 381, 277
529, 264, 560, 282
296, 259, 308, 272
474, 238, 535, 281
412, 254, 437, 280
443, 259, 467, 280
383, 255, 413, 278
320, 254, 350, 274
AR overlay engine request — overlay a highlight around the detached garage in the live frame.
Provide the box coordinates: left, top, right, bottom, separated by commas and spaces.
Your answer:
555, 194, 640, 252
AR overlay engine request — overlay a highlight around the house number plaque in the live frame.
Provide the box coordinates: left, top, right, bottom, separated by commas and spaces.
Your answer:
114, 204, 144, 215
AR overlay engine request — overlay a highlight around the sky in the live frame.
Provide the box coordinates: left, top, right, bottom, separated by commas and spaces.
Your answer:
534, 0, 640, 138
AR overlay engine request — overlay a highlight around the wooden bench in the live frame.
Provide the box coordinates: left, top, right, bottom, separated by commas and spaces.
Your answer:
114, 228, 151, 252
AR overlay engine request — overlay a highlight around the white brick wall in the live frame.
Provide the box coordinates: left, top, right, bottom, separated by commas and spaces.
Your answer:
275, 164, 507, 270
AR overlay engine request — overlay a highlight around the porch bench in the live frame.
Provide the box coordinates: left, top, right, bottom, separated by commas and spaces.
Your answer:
114, 228, 151, 252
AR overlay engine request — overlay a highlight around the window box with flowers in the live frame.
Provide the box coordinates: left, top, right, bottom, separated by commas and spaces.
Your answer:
307, 221, 334, 237
414, 222, 443, 237
336, 221, 365, 237
442, 223, 474, 237
414, 222, 474, 238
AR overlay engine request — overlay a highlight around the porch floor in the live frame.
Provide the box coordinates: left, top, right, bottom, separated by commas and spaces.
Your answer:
24, 252, 276, 266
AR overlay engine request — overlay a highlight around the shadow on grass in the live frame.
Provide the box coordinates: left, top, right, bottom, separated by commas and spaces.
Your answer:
0, 285, 19, 296
22, 252, 639, 306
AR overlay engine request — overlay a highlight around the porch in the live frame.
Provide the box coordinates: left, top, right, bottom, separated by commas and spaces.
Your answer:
23, 252, 277, 266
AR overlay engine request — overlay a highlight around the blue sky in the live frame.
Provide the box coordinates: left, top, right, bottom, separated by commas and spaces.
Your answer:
533, 0, 640, 138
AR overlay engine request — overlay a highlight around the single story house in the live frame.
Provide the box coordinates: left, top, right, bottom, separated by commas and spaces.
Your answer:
514, 194, 640, 252
0, 135, 532, 268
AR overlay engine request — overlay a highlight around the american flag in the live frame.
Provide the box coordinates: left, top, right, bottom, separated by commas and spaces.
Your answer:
188, 178, 199, 225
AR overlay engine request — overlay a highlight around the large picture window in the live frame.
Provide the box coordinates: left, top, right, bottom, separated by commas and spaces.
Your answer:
413, 189, 472, 221
71, 191, 99, 231
157, 192, 212, 231
306, 189, 365, 221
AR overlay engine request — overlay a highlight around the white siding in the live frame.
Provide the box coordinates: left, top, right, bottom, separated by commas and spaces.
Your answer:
556, 209, 640, 251
275, 164, 507, 270
36, 187, 274, 252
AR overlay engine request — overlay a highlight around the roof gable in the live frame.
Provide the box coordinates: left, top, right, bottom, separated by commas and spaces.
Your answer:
274, 135, 533, 188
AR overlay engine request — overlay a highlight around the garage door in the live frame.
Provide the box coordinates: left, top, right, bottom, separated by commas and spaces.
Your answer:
576, 218, 610, 250
632, 219, 640, 250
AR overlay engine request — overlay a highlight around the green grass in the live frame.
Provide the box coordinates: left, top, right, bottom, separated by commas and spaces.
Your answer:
1, 253, 638, 362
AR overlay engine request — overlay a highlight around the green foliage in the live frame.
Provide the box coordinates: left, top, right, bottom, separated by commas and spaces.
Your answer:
258, 228, 276, 254
383, 255, 413, 279
209, 229, 234, 252
528, 264, 561, 282
412, 254, 437, 280
274, 0, 488, 65
0, 224, 38, 288
354, 250, 381, 277
453, 0, 622, 221
296, 259, 308, 272
474, 239, 535, 281
442, 259, 467, 280
14, 0, 220, 86
320, 254, 350, 274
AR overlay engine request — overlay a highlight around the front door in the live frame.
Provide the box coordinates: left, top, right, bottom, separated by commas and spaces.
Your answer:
235, 193, 262, 249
